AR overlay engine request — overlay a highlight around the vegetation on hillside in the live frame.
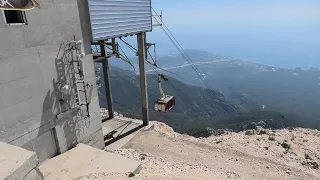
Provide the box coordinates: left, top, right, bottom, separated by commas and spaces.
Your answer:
149, 50, 320, 129
96, 65, 303, 136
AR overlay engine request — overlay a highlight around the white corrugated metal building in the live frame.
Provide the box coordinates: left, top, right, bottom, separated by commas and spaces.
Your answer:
88, 0, 152, 41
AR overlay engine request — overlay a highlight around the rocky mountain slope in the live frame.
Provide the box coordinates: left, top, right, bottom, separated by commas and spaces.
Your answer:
81, 122, 320, 180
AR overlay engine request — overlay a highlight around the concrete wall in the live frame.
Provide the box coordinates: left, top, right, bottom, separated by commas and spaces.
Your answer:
0, 0, 104, 163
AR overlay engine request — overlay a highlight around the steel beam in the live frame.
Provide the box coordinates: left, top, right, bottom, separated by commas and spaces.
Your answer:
137, 32, 149, 126
99, 40, 114, 120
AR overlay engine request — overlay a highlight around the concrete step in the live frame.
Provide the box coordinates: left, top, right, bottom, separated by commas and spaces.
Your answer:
39, 143, 141, 180
0, 142, 43, 180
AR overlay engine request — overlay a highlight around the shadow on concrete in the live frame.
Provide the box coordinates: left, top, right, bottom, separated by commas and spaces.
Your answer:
104, 120, 132, 141
104, 122, 144, 147
38, 42, 85, 159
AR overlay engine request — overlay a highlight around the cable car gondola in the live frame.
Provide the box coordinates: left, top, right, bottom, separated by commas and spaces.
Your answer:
154, 74, 175, 113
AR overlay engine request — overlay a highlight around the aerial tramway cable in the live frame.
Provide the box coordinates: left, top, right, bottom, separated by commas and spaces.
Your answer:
151, 7, 215, 91
150, 8, 221, 117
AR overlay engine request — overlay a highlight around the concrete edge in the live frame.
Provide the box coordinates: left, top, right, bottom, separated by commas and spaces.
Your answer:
103, 129, 138, 151
5, 153, 39, 180
72, 163, 142, 180
142, 121, 156, 131
40, 143, 142, 179
21, 168, 44, 180
133, 164, 143, 175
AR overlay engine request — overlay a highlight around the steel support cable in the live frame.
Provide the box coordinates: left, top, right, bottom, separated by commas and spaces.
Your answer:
119, 38, 138, 54
152, 8, 214, 90
158, 26, 213, 90
152, 8, 205, 75
146, 43, 178, 76
158, 24, 212, 88
118, 44, 129, 60
148, 63, 199, 122
118, 44, 136, 71
150, 14, 216, 116
119, 36, 177, 75
108, 65, 174, 121
145, 59, 178, 76
146, 43, 158, 65
146, 63, 193, 122
143, 29, 214, 107
147, 59, 212, 123
104, 43, 136, 71
147, 49, 157, 65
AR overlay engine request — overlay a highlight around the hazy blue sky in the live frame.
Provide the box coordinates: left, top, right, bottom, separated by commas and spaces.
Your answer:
147, 0, 320, 69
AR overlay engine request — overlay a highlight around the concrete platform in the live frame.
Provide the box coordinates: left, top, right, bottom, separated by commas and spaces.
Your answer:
0, 142, 43, 180
39, 143, 141, 180
102, 117, 145, 151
